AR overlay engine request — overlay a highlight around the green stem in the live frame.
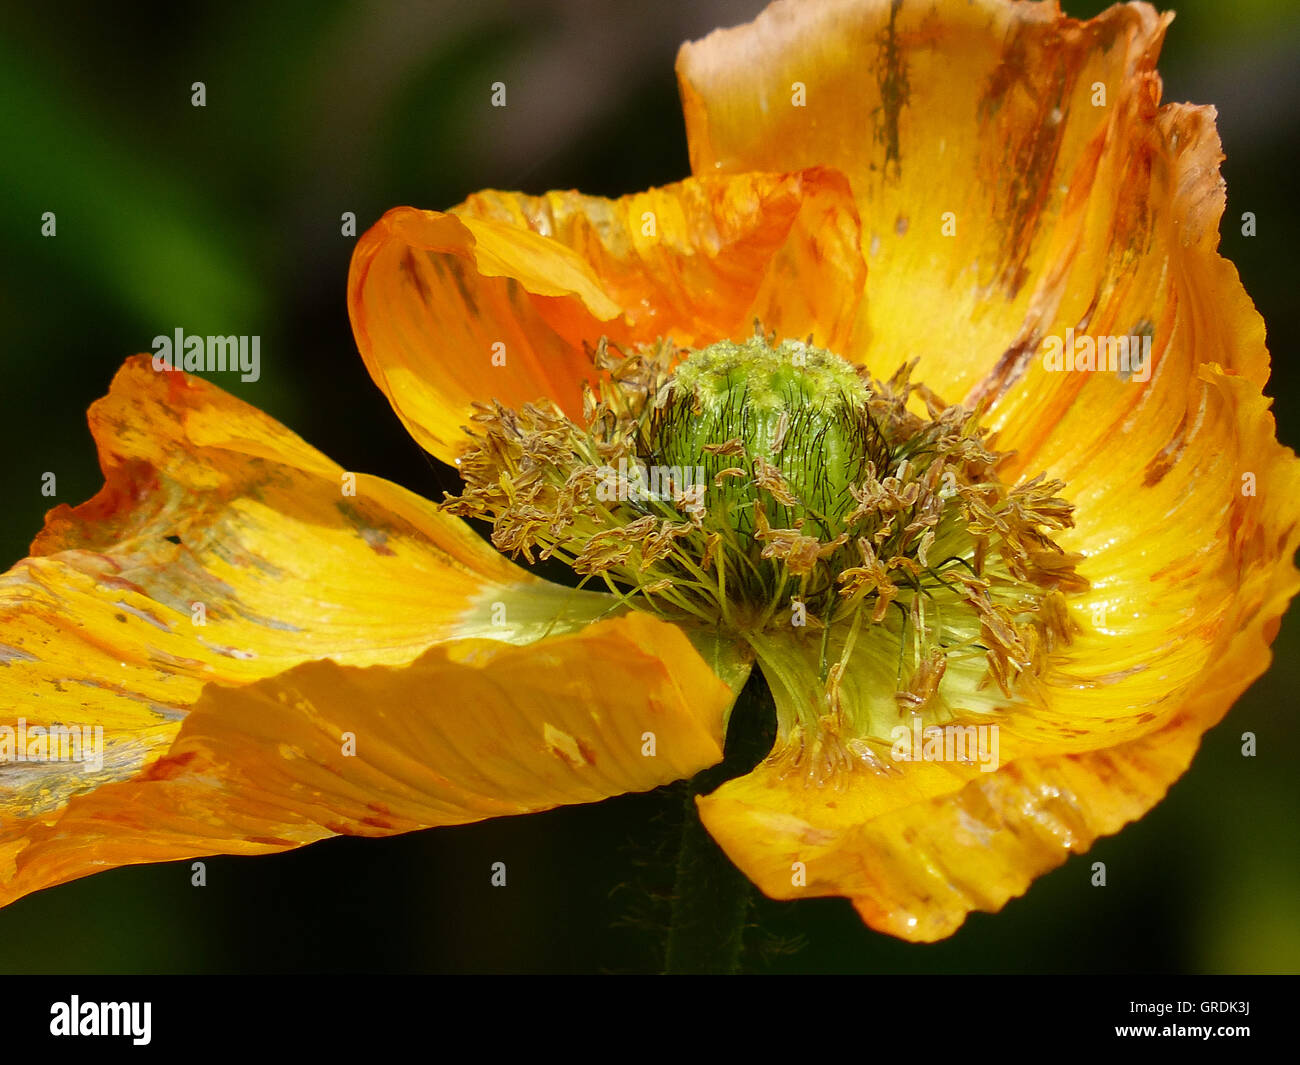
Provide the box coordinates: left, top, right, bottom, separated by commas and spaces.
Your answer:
664, 671, 775, 974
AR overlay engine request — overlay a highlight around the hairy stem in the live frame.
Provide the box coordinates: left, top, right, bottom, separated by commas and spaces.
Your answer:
664, 670, 775, 974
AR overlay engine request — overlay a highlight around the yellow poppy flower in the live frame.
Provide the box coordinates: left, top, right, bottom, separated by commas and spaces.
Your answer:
2, 0, 1296, 959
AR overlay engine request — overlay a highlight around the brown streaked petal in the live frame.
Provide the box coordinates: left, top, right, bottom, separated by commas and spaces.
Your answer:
700, 359, 1300, 942
683, 0, 1300, 940
677, 0, 1173, 397
967, 103, 1300, 758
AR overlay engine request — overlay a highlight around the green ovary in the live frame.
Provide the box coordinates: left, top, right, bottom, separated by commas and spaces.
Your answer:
647, 337, 889, 539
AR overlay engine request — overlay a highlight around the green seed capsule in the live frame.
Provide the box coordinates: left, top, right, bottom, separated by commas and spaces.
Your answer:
646, 336, 890, 540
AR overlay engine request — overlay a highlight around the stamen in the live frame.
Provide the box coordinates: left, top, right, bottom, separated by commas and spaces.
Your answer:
443, 328, 1088, 767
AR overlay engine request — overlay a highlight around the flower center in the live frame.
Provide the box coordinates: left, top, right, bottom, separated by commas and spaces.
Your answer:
445, 332, 1086, 754
649, 337, 889, 540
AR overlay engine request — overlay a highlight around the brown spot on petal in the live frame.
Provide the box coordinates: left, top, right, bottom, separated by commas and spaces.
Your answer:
967, 327, 1043, 409
144, 750, 200, 781
543, 722, 594, 768
1144, 388, 1206, 487
362, 528, 396, 556
0, 643, 38, 665
978, 23, 1086, 296
874, 0, 909, 182
398, 248, 432, 305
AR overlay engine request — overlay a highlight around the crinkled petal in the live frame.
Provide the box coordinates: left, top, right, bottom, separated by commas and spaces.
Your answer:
0, 359, 738, 905
974, 100, 1300, 751
703, 489, 1298, 942
2, 613, 732, 905
348, 169, 865, 464
677, 0, 1172, 395
682, 0, 1300, 939
705, 428, 1299, 945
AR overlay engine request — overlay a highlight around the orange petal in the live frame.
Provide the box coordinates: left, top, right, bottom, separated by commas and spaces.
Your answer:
703, 496, 1299, 943
698, 390, 1300, 941
677, 0, 1173, 395
704, 430, 1300, 945
959, 98, 1300, 753
682, 0, 1300, 745
347, 169, 865, 464
698, 715, 1196, 943
0, 356, 645, 901
683, 0, 1300, 940
1, 612, 731, 906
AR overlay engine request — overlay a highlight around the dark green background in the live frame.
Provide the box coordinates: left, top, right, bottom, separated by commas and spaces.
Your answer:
1, 0, 1296, 973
